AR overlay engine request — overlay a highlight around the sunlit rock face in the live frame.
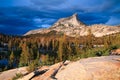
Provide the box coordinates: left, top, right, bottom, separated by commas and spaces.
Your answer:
56, 56, 120, 80
24, 13, 120, 37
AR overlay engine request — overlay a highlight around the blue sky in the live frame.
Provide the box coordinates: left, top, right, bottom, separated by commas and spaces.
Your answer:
0, 0, 120, 35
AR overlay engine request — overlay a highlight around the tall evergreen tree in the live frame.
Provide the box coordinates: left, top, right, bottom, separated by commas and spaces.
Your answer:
9, 51, 15, 68
19, 42, 30, 66
58, 37, 63, 61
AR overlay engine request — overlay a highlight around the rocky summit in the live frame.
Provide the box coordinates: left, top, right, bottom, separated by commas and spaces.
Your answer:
24, 13, 120, 37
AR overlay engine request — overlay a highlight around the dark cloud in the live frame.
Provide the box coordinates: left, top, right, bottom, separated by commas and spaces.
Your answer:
106, 16, 120, 25
29, 0, 66, 11
78, 13, 110, 25
0, 0, 13, 7
0, 25, 28, 35
0, 16, 31, 27
0, 7, 59, 35
31, 0, 65, 6
0, 0, 120, 35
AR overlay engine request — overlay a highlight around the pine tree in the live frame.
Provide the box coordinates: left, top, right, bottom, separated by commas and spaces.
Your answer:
8, 40, 12, 50
9, 51, 15, 68
86, 29, 93, 49
36, 50, 40, 60
52, 39, 55, 50
67, 42, 72, 59
74, 37, 80, 55
19, 42, 30, 66
58, 37, 63, 61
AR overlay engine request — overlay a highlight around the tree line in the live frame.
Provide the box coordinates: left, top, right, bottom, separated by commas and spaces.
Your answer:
0, 31, 120, 72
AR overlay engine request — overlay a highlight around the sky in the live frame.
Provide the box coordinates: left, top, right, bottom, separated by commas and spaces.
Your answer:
0, 0, 120, 35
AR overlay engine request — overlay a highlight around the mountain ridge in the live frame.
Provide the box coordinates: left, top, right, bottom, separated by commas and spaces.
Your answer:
24, 13, 120, 37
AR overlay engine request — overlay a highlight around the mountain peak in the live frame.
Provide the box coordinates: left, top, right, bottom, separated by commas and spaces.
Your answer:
71, 13, 78, 18
69, 13, 85, 26
24, 14, 120, 37
72, 13, 77, 16
51, 13, 86, 29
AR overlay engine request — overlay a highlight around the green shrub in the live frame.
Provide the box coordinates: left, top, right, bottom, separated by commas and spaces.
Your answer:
27, 59, 41, 73
12, 73, 23, 80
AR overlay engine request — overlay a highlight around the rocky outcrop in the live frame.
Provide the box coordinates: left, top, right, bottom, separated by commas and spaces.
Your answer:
18, 66, 49, 80
32, 61, 70, 80
55, 56, 120, 80
0, 56, 120, 80
24, 13, 120, 37
0, 67, 28, 80
24, 13, 88, 37
31, 56, 120, 80
90, 24, 120, 37
110, 49, 120, 55
50, 13, 86, 29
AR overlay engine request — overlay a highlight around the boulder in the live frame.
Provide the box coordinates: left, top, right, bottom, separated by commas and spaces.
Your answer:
0, 67, 28, 80
110, 49, 120, 55
56, 56, 120, 80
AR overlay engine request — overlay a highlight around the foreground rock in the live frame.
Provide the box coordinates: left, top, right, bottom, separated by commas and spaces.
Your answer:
0, 56, 119, 80
56, 56, 120, 80
110, 48, 120, 55
0, 67, 28, 80
32, 61, 70, 80
18, 66, 49, 80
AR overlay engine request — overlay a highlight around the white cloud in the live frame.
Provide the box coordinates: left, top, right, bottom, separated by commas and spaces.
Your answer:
41, 24, 51, 28
33, 18, 43, 23
106, 16, 120, 25
33, 18, 56, 24
37, 24, 51, 28
29, 0, 117, 12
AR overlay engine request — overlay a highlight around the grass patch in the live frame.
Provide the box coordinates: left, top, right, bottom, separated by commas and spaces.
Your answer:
12, 73, 23, 80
